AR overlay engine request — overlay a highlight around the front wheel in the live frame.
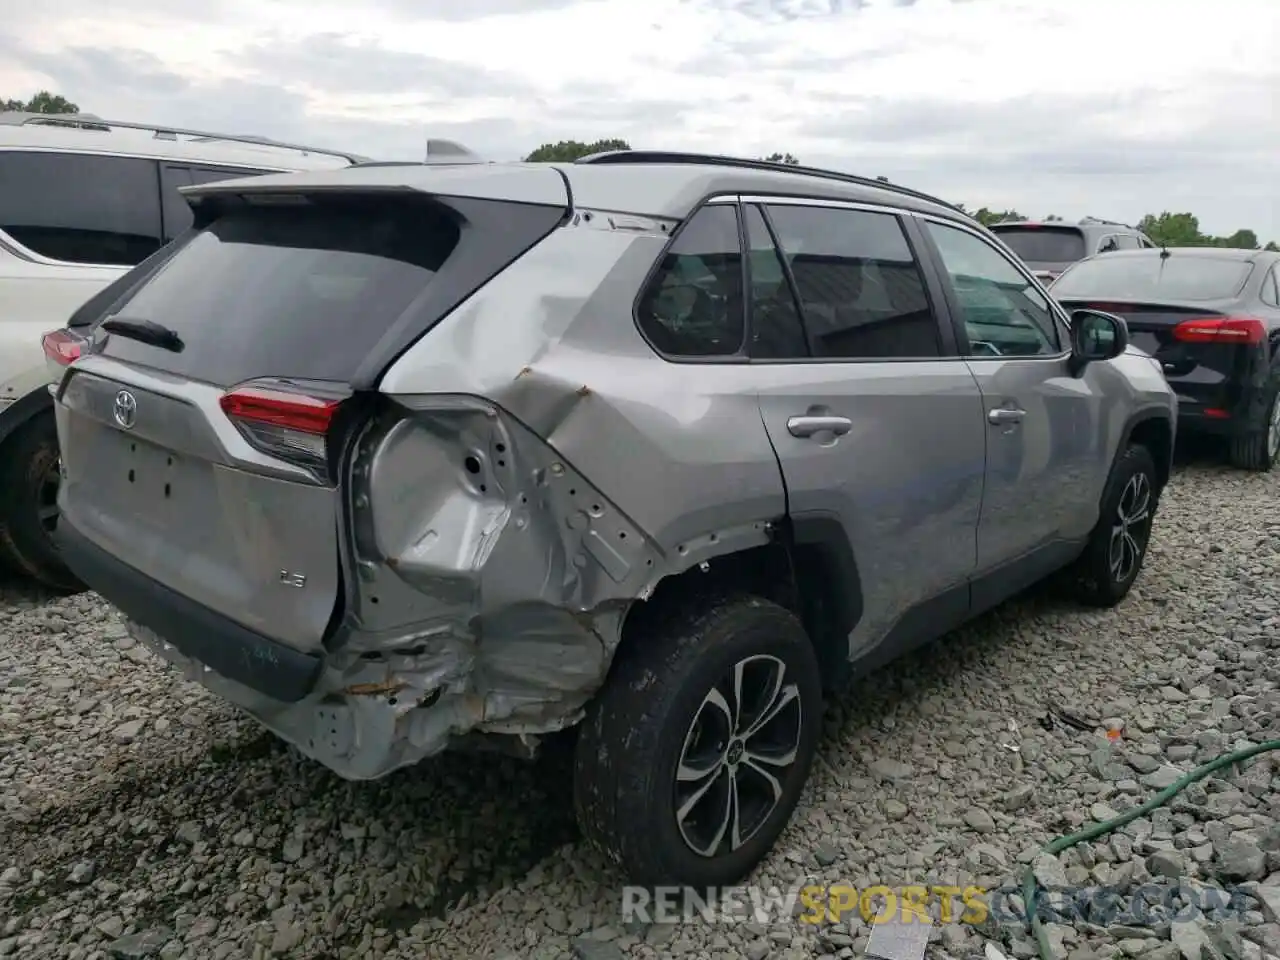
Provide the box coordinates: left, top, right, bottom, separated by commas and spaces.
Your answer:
1070, 442, 1158, 608
0, 411, 85, 593
573, 594, 822, 888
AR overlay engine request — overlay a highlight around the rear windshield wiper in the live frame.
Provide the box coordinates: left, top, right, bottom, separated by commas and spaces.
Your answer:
100, 317, 184, 353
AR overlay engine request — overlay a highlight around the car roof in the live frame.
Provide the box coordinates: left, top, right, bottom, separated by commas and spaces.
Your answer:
0, 113, 361, 170
992, 220, 1142, 235
181, 151, 974, 224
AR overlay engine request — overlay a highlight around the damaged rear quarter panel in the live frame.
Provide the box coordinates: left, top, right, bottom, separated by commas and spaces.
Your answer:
362, 211, 788, 734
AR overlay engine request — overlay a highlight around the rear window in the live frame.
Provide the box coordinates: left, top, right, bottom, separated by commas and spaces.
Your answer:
99, 197, 461, 386
989, 226, 1086, 264
1050, 254, 1254, 302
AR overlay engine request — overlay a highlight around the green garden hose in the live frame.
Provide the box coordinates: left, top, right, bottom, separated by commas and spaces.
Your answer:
1020, 738, 1280, 960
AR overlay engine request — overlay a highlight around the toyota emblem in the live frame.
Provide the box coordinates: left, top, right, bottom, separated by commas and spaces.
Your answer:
113, 390, 137, 430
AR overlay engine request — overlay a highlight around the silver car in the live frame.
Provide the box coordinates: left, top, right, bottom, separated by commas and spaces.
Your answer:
50, 150, 1177, 887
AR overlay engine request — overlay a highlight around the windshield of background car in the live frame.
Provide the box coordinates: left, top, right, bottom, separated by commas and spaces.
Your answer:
1051, 255, 1254, 302
990, 226, 1087, 263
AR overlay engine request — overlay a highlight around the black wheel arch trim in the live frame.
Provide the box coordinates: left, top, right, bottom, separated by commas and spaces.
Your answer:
779, 512, 862, 684
0, 386, 54, 451
1115, 407, 1175, 489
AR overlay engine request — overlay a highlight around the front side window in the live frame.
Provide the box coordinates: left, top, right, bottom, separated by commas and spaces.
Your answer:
765, 205, 941, 359
636, 204, 745, 357
1114, 235, 1141, 250
0, 151, 163, 265
925, 220, 1061, 357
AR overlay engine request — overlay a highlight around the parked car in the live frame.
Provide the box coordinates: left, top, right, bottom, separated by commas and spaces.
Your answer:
50, 150, 1176, 887
1050, 246, 1280, 471
0, 112, 363, 589
990, 217, 1157, 284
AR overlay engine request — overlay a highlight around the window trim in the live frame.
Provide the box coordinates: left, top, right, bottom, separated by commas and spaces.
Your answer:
628, 193, 751, 365
742, 195, 959, 365
0, 147, 295, 270
912, 211, 1073, 362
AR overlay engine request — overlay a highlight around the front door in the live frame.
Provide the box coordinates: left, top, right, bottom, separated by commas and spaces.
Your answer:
917, 217, 1105, 586
744, 199, 987, 660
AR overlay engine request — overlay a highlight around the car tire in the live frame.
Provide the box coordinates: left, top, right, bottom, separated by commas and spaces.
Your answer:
1070, 442, 1158, 608
573, 593, 822, 888
0, 411, 85, 593
1226, 371, 1280, 472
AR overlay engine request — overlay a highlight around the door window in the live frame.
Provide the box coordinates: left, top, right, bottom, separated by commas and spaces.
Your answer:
765, 204, 941, 359
1097, 236, 1121, 254
743, 204, 809, 359
1114, 235, 1141, 250
160, 164, 273, 240
636, 204, 745, 357
0, 151, 163, 265
925, 220, 1062, 357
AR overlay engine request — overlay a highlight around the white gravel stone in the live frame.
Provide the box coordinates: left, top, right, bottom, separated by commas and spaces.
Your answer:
1, 458, 1278, 959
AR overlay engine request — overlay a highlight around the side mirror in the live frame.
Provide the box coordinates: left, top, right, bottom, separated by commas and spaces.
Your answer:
1067, 309, 1128, 375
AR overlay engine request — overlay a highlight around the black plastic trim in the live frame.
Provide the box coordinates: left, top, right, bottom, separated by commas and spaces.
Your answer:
0, 386, 53, 449
57, 521, 324, 702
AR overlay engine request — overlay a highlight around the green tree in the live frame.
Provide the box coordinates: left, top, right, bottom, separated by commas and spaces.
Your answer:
1, 90, 79, 114
1266, 241, 1279, 252
972, 208, 1024, 227
524, 139, 630, 162
1045, 214, 1064, 222
1136, 212, 1204, 246
763, 152, 800, 165
1218, 228, 1259, 250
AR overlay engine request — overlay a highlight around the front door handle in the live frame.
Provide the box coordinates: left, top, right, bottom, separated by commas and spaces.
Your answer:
787, 415, 853, 438
988, 407, 1026, 425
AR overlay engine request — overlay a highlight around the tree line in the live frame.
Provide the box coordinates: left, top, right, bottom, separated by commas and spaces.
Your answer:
7, 93, 1273, 252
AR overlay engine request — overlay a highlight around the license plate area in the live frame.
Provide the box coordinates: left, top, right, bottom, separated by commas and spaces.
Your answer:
93, 429, 204, 531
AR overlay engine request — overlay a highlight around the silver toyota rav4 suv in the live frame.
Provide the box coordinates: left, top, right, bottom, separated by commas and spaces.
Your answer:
52, 150, 1176, 887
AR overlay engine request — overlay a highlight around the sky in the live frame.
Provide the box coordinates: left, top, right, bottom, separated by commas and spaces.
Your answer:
1, 0, 1278, 240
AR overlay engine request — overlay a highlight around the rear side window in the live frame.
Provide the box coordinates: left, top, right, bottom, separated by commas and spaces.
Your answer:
0, 151, 163, 265
100, 196, 462, 386
636, 205, 745, 357
743, 204, 808, 359
1051, 254, 1255, 302
160, 164, 273, 241
990, 226, 1087, 264
766, 205, 940, 359
1263, 266, 1280, 307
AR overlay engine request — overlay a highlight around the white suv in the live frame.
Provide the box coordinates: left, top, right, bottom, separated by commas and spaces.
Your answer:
0, 112, 362, 589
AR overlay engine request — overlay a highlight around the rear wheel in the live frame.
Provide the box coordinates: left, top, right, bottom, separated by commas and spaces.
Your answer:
0, 412, 84, 593
1071, 443, 1157, 608
573, 594, 822, 887
1227, 372, 1280, 472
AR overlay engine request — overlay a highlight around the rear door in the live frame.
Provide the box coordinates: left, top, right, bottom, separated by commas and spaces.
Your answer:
747, 198, 987, 658
917, 215, 1105, 590
56, 178, 568, 653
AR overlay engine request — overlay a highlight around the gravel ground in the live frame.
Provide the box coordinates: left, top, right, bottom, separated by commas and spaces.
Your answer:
1, 450, 1278, 960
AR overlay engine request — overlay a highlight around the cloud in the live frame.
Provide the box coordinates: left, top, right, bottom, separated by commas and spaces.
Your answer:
0, 0, 1276, 238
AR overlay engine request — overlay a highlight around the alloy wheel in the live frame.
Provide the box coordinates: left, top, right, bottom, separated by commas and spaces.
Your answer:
1109, 471, 1152, 584
674, 654, 803, 858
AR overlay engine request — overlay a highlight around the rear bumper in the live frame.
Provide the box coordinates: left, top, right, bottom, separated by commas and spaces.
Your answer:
57, 520, 324, 703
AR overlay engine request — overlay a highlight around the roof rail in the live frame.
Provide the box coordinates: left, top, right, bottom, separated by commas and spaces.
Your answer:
574, 150, 963, 212
1079, 215, 1136, 230
0, 112, 370, 164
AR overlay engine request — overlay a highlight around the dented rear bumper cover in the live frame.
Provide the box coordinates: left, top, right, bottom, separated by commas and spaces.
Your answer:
71, 394, 689, 781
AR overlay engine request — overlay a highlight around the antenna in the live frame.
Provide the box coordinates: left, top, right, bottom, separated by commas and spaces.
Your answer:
425, 138, 483, 161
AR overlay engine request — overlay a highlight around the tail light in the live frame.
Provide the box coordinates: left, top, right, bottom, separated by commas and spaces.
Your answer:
219, 383, 346, 475
42, 329, 84, 366
1172, 317, 1266, 345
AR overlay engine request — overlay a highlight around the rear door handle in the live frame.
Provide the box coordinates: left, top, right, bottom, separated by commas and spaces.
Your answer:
787, 415, 853, 438
988, 407, 1026, 425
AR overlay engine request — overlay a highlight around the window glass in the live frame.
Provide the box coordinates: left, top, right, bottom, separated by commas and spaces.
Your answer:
1114, 235, 1141, 250
100, 195, 462, 386
989, 226, 1087, 263
1262, 266, 1280, 308
1097, 236, 1121, 254
637, 204, 744, 357
743, 205, 808, 359
925, 220, 1061, 357
1050, 253, 1254, 302
160, 164, 273, 240
766, 205, 940, 359
0, 151, 163, 265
